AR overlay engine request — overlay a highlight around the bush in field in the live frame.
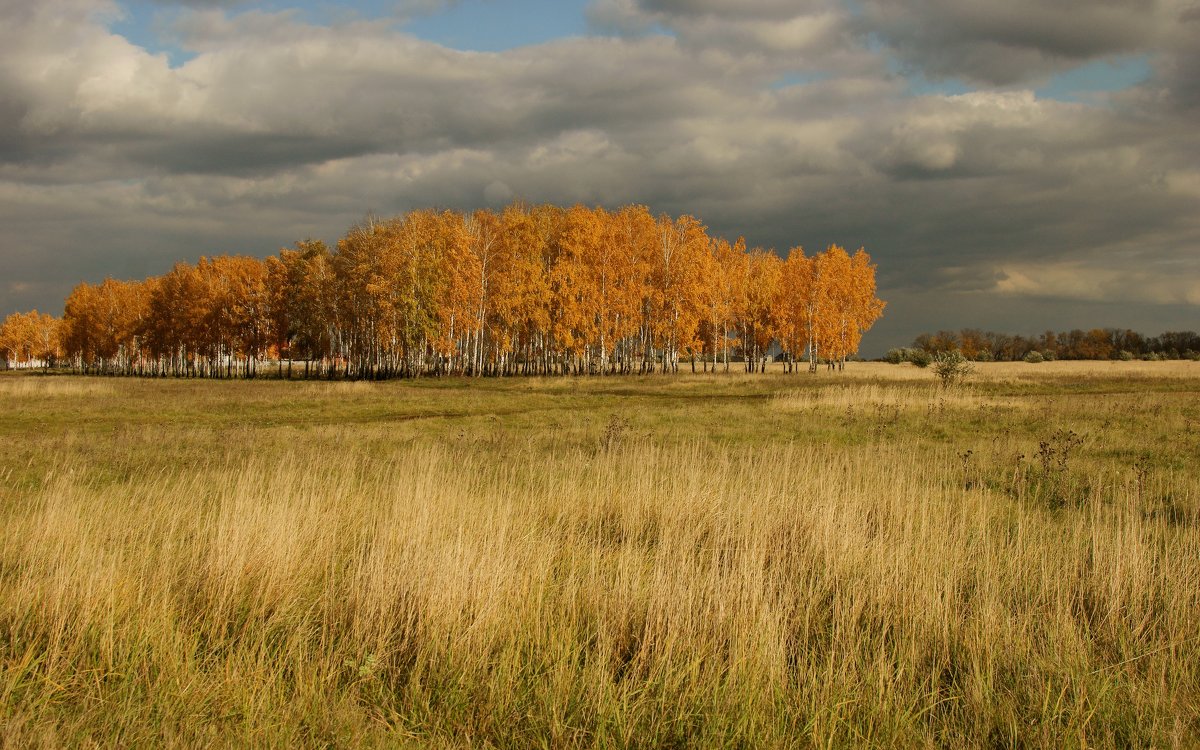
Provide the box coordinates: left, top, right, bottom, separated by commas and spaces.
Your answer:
932, 350, 974, 386
1023, 351, 1044, 363
1118, 350, 1135, 361
884, 347, 935, 367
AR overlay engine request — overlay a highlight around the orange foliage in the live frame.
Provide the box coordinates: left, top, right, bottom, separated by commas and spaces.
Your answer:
29, 202, 885, 378
0, 310, 61, 368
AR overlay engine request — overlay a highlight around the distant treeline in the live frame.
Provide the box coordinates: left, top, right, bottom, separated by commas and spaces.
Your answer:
1, 203, 885, 378
889, 328, 1200, 363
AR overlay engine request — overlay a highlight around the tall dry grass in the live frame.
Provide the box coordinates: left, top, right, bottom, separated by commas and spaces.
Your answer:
772, 382, 1022, 413
3, 434, 1198, 746
0, 378, 116, 398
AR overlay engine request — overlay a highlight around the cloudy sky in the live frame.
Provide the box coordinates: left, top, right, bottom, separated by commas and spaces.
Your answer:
1, 0, 1198, 353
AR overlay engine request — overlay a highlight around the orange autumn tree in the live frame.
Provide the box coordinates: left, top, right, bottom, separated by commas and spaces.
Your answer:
554, 205, 650, 374
731, 249, 781, 373
607, 205, 655, 374
144, 262, 209, 376
648, 213, 709, 373
549, 205, 600, 372
811, 245, 853, 371
698, 236, 743, 372
266, 240, 338, 378
0, 311, 61, 370
839, 247, 886, 369
426, 210, 478, 375
771, 244, 885, 372
61, 278, 151, 374
463, 209, 503, 375
601, 205, 653, 374
811, 245, 885, 371
202, 255, 270, 378
0, 312, 32, 367
490, 203, 554, 375
773, 247, 813, 373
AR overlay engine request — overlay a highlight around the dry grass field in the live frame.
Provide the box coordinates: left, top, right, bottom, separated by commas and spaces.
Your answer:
2, 362, 1199, 747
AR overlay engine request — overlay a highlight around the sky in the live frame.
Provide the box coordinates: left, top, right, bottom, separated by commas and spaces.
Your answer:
1, 0, 1198, 355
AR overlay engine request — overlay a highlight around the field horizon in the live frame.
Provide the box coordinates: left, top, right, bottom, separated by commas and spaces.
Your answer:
3, 361, 1199, 747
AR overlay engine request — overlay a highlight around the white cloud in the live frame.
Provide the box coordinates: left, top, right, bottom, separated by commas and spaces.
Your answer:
997, 262, 1200, 306
1165, 170, 1200, 199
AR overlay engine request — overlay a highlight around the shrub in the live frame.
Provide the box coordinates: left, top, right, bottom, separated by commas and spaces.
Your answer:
1023, 351, 1044, 363
884, 348, 905, 365
1041, 350, 1056, 361
932, 350, 974, 386
909, 349, 933, 368
1118, 350, 1135, 361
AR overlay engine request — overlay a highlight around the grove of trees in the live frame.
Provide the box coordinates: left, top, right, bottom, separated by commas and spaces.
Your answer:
901, 328, 1200, 362
0, 311, 60, 371
2, 203, 885, 378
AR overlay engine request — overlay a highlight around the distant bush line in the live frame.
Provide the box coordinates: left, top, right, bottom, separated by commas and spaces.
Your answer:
887, 328, 1200, 364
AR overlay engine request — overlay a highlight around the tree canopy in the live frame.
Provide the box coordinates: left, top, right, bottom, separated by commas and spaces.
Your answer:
3, 202, 886, 377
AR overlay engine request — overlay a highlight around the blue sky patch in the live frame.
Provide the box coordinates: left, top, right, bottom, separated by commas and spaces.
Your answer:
403, 0, 590, 51
112, 0, 593, 64
1036, 55, 1152, 102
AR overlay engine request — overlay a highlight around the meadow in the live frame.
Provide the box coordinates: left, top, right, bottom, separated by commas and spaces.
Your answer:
1, 361, 1198, 748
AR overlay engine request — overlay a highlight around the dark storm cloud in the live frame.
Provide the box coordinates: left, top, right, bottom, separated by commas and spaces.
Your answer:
1153, 3, 1200, 110
857, 0, 1163, 86
586, 0, 864, 67
597, 0, 1186, 89
0, 0, 1197, 354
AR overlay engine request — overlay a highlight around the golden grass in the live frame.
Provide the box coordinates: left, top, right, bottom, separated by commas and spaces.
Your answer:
295, 380, 381, 396
2, 367, 1199, 747
773, 383, 1018, 413
0, 377, 117, 398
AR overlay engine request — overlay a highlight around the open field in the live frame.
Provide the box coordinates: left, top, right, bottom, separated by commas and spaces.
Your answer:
2, 362, 1199, 747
